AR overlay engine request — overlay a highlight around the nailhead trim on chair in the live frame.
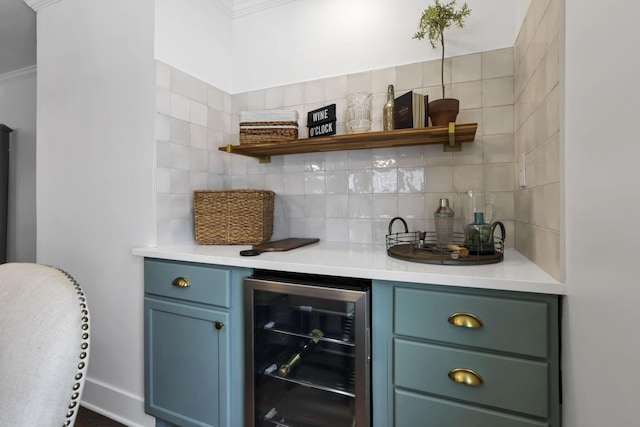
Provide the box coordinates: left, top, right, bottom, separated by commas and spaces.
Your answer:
56, 269, 90, 427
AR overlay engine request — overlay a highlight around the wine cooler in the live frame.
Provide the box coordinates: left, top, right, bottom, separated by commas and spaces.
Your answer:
244, 271, 371, 427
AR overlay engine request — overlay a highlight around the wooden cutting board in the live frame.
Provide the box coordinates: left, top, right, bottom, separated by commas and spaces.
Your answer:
252, 238, 320, 252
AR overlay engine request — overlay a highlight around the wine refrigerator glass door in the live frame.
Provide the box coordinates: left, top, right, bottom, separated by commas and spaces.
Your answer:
244, 276, 370, 427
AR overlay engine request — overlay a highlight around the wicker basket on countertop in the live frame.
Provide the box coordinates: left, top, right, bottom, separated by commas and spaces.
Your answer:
193, 189, 275, 245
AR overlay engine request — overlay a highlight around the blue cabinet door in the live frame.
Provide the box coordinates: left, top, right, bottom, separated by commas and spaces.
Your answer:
145, 298, 229, 427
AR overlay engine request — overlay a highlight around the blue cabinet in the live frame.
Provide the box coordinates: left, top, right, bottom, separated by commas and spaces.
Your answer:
372, 281, 561, 427
144, 258, 250, 427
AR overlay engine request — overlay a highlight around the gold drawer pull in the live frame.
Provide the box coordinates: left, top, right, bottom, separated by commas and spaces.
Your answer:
215, 321, 224, 330
171, 277, 190, 288
448, 368, 484, 386
448, 312, 483, 328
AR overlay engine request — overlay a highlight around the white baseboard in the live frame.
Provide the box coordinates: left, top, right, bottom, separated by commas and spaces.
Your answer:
81, 377, 156, 427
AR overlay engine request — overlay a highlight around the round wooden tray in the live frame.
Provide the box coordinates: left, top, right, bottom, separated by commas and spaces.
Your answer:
387, 243, 503, 266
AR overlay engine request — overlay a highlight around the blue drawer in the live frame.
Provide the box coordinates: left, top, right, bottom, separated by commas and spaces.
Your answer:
394, 287, 548, 357
394, 338, 548, 418
395, 389, 548, 427
144, 259, 231, 308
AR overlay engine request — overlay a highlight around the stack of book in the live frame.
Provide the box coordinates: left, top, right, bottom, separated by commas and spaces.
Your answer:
239, 110, 299, 144
393, 91, 429, 129
307, 104, 337, 138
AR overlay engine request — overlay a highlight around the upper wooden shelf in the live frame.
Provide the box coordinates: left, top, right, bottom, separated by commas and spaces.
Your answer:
219, 123, 477, 163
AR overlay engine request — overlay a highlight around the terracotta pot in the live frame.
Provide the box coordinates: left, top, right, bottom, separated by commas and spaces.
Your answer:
428, 98, 460, 126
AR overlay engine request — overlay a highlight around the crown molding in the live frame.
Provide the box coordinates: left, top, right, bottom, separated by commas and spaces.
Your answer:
0, 64, 37, 84
21, 0, 62, 12
232, 0, 295, 18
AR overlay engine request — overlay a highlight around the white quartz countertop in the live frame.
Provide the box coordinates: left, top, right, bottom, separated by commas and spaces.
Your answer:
133, 242, 565, 295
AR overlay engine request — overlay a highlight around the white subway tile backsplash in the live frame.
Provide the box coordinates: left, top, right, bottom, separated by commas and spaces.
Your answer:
170, 68, 190, 97
484, 163, 515, 192
452, 80, 482, 109
326, 194, 349, 218
304, 172, 326, 194
190, 77, 208, 104
155, 43, 546, 254
191, 171, 208, 190
398, 193, 425, 219
372, 194, 398, 218
326, 171, 349, 194
156, 167, 171, 194
170, 168, 190, 194
190, 124, 208, 149
348, 150, 372, 170
169, 118, 190, 145
372, 169, 398, 193
349, 194, 373, 218
371, 67, 396, 95
170, 143, 190, 170
326, 219, 349, 242
264, 173, 286, 194
425, 165, 453, 193
190, 101, 207, 126
452, 53, 482, 83
483, 77, 514, 107
304, 80, 325, 104
482, 48, 514, 79
265, 86, 284, 109
156, 140, 171, 168
208, 86, 225, 110
305, 195, 327, 218
397, 146, 424, 168
348, 170, 373, 194
483, 105, 514, 135
398, 168, 425, 193
348, 219, 373, 243
347, 72, 372, 94
190, 148, 208, 172
156, 62, 171, 90
247, 90, 266, 111
283, 83, 304, 107
325, 75, 348, 102
284, 172, 305, 195
396, 62, 423, 91
156, 88, 170, 115
170, 93, 191, 121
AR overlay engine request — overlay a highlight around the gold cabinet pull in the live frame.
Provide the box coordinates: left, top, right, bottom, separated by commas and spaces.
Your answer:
448, 368, 484, 386
214, 321, 224, 330
171, 277, 190, 288
447, 312, 483, 328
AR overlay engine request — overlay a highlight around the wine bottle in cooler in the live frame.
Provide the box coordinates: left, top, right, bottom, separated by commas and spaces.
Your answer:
277, 328, 324, 377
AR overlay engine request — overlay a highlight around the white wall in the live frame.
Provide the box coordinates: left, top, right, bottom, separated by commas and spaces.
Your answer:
562, 0, 640, 425
0, 66, 37, 262
231, 0, 526, 93
155, 0, 234, 92
36, 0, 156, 425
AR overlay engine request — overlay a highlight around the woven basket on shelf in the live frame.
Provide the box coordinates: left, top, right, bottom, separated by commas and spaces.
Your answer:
193, 189, 275, 245
239, 121, 298, 144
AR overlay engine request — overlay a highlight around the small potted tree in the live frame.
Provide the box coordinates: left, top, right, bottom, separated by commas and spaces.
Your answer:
413, 0, 471, 126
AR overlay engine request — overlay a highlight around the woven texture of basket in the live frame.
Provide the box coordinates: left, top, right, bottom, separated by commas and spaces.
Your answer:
193, 189, 275, 245
239, 121, 298, 144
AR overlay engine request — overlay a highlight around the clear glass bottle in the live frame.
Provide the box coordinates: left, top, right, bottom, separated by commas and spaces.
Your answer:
465, 212, 495, 254
383, 84, 395, 131
434, 198, 455, 248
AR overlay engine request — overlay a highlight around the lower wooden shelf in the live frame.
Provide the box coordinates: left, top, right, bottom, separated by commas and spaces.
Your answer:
219, 123, 477, 163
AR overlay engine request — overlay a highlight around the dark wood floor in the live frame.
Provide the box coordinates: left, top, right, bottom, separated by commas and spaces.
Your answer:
75, 406, 127, 427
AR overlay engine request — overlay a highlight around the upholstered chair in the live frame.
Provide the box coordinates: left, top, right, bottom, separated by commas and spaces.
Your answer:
0, 263, 90, 426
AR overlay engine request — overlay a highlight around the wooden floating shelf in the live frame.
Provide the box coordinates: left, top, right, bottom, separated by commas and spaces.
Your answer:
219, 123, 477, 163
